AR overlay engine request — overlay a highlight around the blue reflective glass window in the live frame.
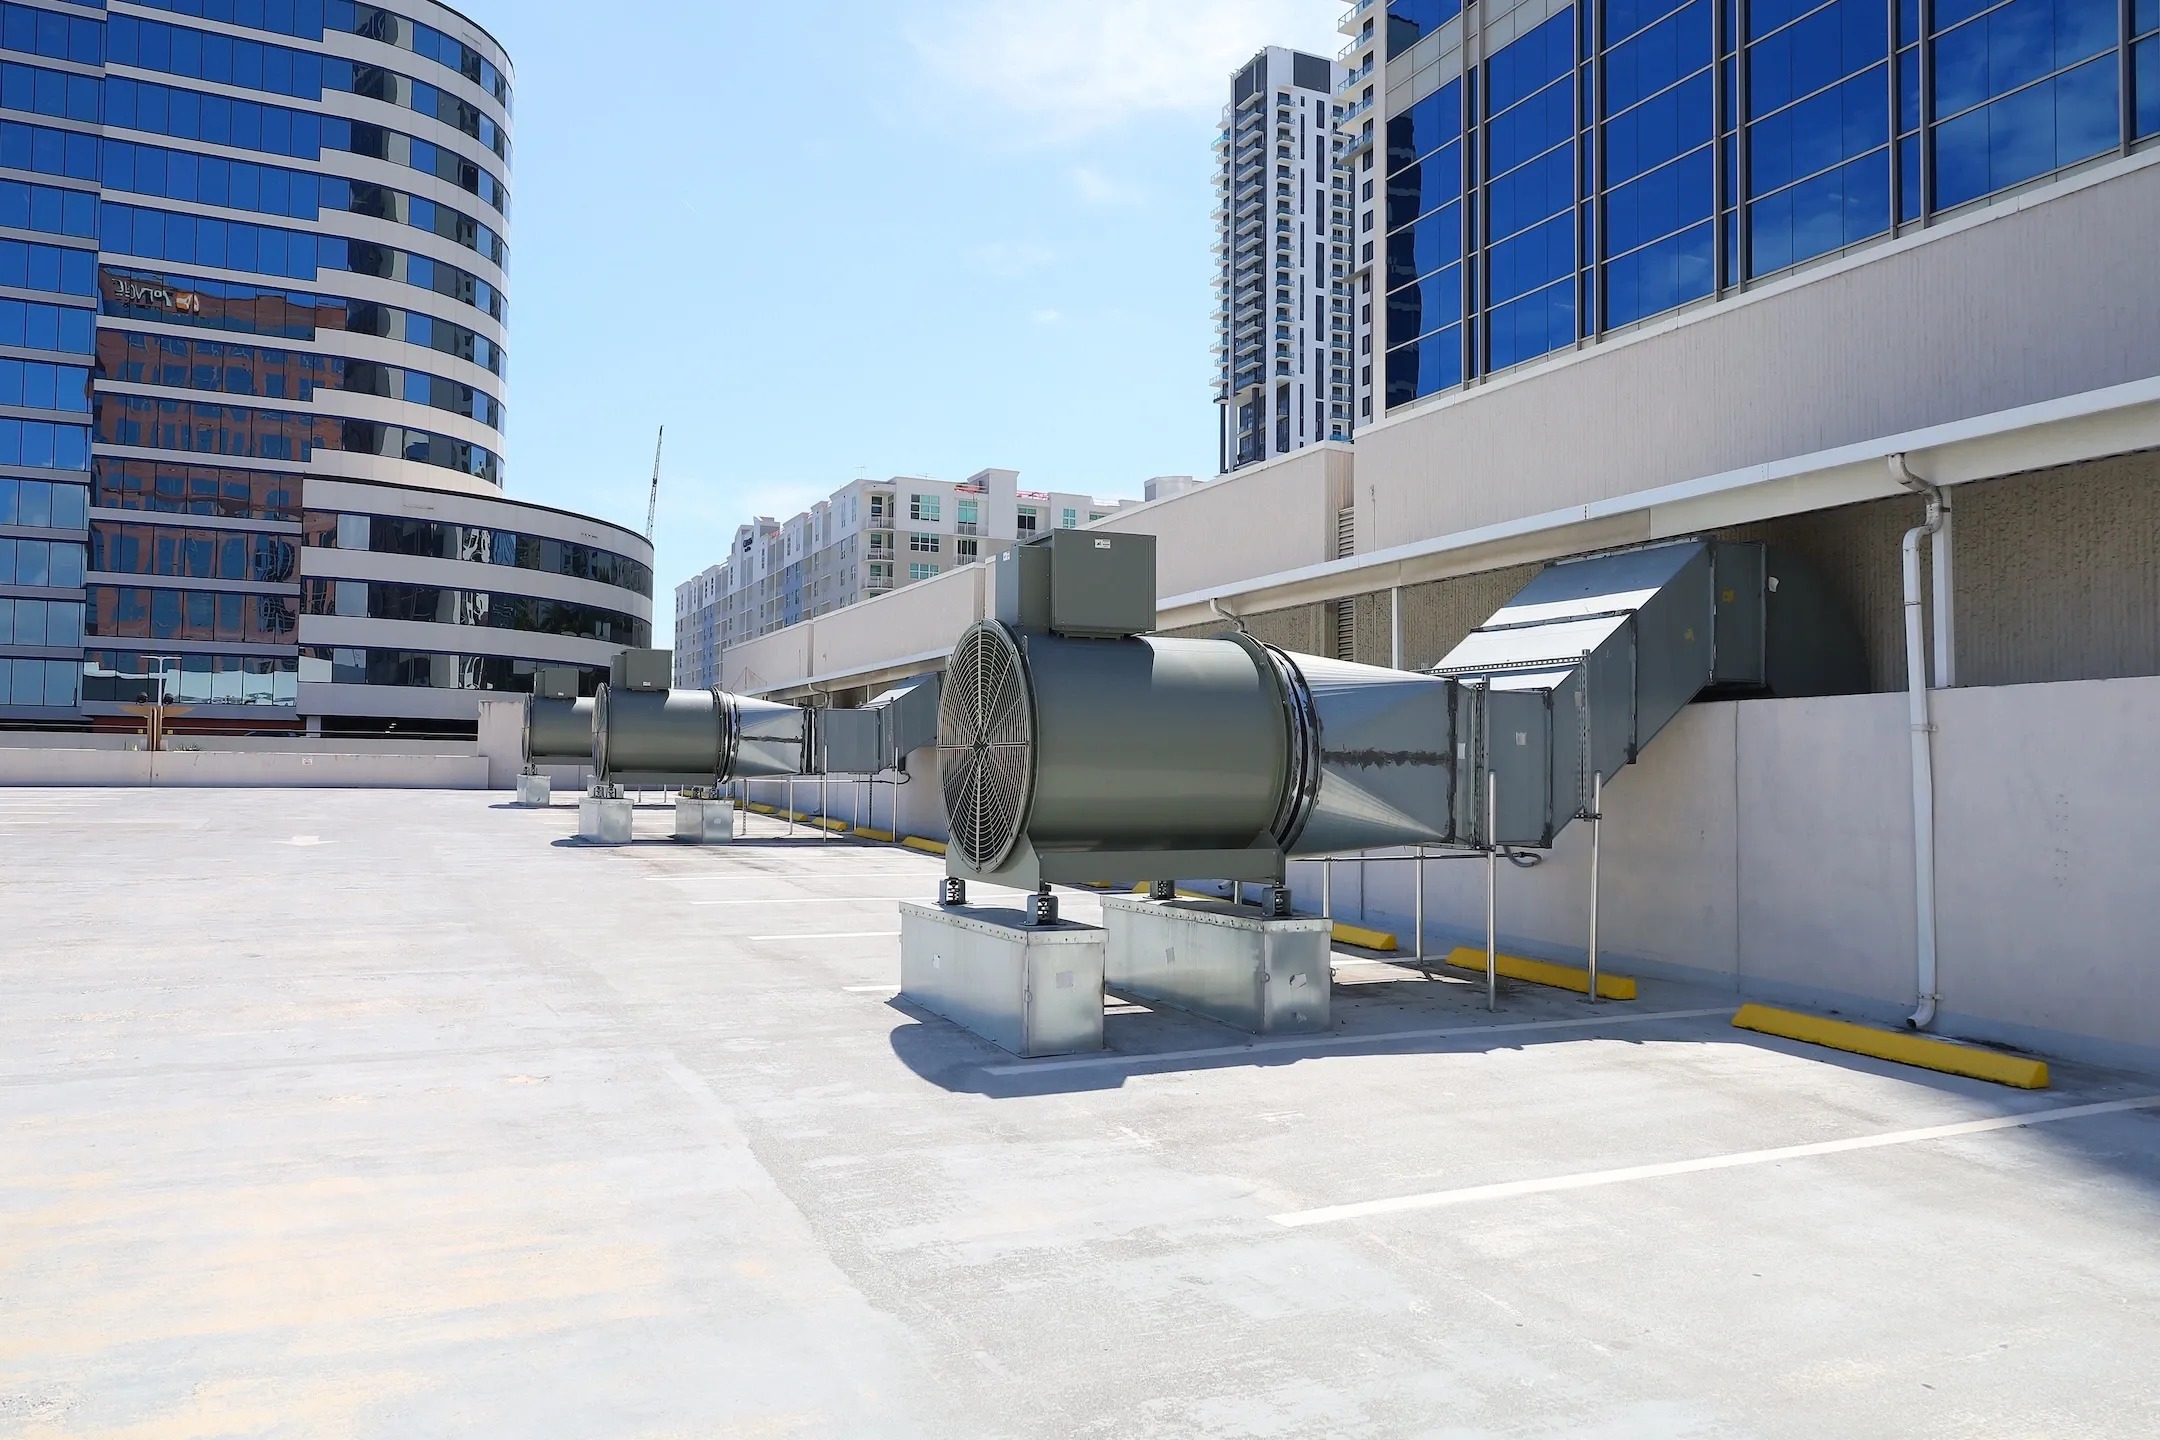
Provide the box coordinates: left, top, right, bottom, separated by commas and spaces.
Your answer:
2137, 0, 2160, 31
1605, 69, 1713, 185
1386, 326, 1464, 405
1750, 147, 1888, 271
1388, 201, 1465, 286
1388, 140, 1465, 226
1388, 80, 1464, 171
1487, 211, 1575, 304
1488, 278, 1576, 369
1933, 0, 2116, 117
1388, 260, 1465, 340
1487, 145, 1576, 240
1751, 64, 1888, 191
1604, 146, 1714, 254
1607, 0, 1711, 113
2140, 39, 2160, 137
1488, 11, 1576, 114
1488, 77, 1574, 174
1751, 0, 1887, 113
1932, 52, 2118, 207
1611, 0, 1697, 44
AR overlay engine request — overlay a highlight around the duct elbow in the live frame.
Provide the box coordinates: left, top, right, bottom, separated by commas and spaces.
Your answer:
1907, 995, 1938, 1031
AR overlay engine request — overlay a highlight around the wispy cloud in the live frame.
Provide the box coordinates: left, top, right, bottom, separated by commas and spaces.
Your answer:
1030, 308, 1063, 325
913, 0, 1341, 139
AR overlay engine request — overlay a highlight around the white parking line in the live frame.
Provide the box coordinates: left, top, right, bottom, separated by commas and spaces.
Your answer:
656, 872, 938, 882
1270, 1093, 2160, 1227
694, 897, 911, 906
976, 1007, 1730, 1076
842, 983, 898, 992
751, 931, 902, 942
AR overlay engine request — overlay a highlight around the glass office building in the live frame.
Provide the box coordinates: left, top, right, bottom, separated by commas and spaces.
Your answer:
1342, 0, 2160, 411
0, 0, 650, 732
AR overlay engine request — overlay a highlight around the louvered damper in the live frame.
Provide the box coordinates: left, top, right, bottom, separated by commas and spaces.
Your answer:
938, 621, 1035, 871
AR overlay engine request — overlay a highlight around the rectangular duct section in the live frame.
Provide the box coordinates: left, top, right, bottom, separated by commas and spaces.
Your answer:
1430, 539, 1827, 849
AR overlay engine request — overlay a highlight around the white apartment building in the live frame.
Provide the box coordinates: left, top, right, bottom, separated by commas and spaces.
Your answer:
1214, 46, 1370, 473
674, 469, 1136, 688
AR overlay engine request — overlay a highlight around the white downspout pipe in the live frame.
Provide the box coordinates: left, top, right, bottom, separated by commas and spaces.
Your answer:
1891, 454, 1945, 1030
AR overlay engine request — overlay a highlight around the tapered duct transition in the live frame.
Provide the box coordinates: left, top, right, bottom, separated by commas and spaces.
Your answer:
939, 621, 1036, 871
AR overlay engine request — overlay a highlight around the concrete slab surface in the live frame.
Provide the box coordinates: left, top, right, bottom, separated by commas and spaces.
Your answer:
3, 788, 2159, 1438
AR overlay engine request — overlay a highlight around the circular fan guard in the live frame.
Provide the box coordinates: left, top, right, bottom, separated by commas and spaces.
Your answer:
938, 622, 1035, 871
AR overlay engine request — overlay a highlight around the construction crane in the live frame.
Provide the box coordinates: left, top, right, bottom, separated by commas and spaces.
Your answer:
644, 426, 664, 542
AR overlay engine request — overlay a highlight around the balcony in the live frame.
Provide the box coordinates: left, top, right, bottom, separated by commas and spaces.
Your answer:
1334, 55, 1374, 94
1337, 0, 1377, 37
1337, 92, 1374, 128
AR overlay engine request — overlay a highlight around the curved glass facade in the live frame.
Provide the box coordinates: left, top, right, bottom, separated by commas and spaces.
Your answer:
0, 0, 651, 729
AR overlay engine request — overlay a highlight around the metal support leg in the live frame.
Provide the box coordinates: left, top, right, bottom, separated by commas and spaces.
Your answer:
1486, 771, 1499, 1013
1414, 846, 1426, 971
820, 777, 829, 841
940, 876, 966, 908
1321, 858, 1332, 921
1030, 884, 1059, 927
786, 777, 795, 836
1587, 770, 1603, 1005
1149, 879, 1175, 901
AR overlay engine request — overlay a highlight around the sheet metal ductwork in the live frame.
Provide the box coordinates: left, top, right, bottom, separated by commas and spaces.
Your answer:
592, 685, 811, 787
584, 650, 946, 788
937, 533, 1865, 885
1435, 538, 1866, 847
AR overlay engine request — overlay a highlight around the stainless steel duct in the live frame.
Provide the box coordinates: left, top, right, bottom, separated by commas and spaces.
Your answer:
591, 686, 810, 787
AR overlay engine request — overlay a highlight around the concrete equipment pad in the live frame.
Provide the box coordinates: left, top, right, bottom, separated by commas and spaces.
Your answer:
4, 788, 2159, 1437
899, 901, 1104, 1057
1102, 891, 1331, 1033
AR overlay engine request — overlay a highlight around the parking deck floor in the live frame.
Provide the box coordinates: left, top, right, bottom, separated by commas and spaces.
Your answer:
4, 788, 2159, 1438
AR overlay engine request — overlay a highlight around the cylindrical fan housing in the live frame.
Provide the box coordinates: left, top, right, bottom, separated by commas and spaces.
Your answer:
936, 621, 1451, 885
525, 696, 595, 765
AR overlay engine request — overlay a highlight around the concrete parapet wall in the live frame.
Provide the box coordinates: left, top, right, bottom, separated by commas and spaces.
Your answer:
0, 747, 489, 789
1294, 675, 2160, 1070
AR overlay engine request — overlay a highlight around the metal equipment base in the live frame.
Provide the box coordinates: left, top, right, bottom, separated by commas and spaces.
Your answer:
672, 796, 735, 843
515, 772, 552, 807
577, 794, 633, 846
1100, 893, 1331, 1034
899, 901, 1104, 1058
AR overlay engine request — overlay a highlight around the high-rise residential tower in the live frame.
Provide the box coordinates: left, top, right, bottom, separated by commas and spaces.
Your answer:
0, 0, 651, 735
1213, 46, 1364, 474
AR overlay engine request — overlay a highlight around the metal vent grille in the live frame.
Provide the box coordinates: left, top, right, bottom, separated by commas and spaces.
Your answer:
938, 622, 1034, 872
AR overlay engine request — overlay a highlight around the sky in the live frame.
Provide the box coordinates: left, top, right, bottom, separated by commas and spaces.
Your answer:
469, 0, 1342, 645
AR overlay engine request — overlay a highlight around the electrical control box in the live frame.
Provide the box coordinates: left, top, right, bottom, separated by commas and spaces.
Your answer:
993, 529, 1156, 638
609, 648, 673, 693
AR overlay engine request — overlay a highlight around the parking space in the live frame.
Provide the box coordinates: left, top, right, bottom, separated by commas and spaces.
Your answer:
4, 788, 2158, 1437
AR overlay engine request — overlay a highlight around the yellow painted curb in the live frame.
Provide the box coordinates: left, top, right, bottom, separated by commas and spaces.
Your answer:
854, 826, 896, 843
1333, 922, 1399, 953
745, 802, 776, 814
1441, 946, 1638, 1000
1732, 1004, 2049, 1089
901, 836, 948, 855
